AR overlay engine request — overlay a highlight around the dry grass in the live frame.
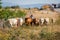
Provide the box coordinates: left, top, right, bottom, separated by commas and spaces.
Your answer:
0, 25, 60, 40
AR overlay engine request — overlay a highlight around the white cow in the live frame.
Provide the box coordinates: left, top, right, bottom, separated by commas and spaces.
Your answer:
8, 18, 24, 27
45, 18, 50, 24
19, 18, 24, 26
8, 18, 18, 27
40, 18, 45, 25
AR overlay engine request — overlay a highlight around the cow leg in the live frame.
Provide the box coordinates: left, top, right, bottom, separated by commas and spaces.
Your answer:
30, 22, 32, 26
16, 24, 18, 27
20, 22, 23, 26
10, 23, 13, 27
29, 22, 30, 26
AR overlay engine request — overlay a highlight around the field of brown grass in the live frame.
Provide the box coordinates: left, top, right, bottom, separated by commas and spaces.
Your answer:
0, 25, 60, 40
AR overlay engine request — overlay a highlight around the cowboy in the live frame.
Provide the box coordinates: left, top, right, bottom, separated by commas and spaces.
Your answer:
30, 14, 35, 19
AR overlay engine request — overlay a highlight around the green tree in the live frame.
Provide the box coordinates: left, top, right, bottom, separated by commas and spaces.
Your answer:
11, 5, 20, 9
0, 9, 26, 20
0, 0, 2, 9
5, 6, 11, 9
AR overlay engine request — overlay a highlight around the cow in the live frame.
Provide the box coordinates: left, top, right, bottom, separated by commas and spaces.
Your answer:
7, 18, 24, 27
44, 18, 50, 25
8, 18, 18, 27
17, 18, 24, 26
39, 18, 45, 25
34, 18, 39, 26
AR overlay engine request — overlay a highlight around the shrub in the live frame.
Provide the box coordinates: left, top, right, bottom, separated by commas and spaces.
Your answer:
0, 9, 26, 20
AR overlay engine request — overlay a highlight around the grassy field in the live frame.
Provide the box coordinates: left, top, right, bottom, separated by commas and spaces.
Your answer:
0, 25, 60, 40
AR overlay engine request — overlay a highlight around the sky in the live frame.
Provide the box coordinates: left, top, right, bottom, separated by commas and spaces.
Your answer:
1, 0, 60, 8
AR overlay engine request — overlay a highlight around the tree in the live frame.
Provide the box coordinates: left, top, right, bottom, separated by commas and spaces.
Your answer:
5, 6, 11, 9
58, 3, 60, 8
0, 9, 26, 20
0, 0, 2, 9
11, 5, 20, 9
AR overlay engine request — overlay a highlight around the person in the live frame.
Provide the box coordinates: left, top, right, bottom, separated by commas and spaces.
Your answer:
30, 15, 33, 18
30, 14, 35, 19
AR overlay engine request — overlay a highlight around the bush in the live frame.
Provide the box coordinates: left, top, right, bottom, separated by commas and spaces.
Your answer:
0, 9, 26, 20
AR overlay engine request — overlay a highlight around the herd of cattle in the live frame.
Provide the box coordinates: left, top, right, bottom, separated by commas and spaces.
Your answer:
0, 16, 54, 28
1, 16, 53, 27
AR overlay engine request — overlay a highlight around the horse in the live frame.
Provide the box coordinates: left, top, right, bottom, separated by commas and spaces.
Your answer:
25, 17, 32, 26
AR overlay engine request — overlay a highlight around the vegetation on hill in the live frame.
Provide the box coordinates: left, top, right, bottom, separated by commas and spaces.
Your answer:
0, 9, 26, 20
4, 5, 20, 9
0, 0, 26, 20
